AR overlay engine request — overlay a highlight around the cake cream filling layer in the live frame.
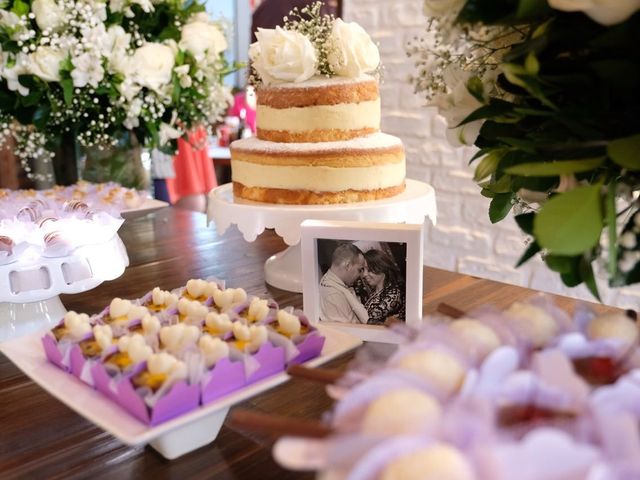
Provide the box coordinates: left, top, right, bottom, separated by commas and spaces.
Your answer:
256, 99, 381, 133
232, 161, 405, 192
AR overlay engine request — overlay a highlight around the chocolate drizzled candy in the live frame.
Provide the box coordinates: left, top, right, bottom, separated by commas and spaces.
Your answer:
0, 235, 14, 254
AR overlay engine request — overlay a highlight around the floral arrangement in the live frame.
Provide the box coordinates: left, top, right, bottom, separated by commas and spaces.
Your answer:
248, 2, 380, 86
0, 0, 235, 182
408, 0, 640, 298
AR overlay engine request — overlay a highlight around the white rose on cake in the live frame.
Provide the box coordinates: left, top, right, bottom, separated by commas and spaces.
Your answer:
132, 43, 175, 92
31, 0, 66, 32
327, 19, 379, 78
249, 26, 317, 85
180, 21, 227, 62
549, 0, 640, 25
29, 46, 66, 82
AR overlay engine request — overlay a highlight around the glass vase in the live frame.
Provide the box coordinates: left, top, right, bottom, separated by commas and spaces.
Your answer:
78, 131, 149, 190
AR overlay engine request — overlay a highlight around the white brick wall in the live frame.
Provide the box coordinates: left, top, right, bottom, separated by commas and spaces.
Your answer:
343, 0, 639, 307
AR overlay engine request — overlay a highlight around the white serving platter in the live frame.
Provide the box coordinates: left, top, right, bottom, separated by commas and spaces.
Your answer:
0, 324, 361, 459
121, 198, 169, 220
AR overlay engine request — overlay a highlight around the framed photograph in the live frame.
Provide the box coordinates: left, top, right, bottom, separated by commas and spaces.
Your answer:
301, 220, 424, 343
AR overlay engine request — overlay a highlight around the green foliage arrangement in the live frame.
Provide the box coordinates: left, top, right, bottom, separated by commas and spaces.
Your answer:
408, 0, 640, 299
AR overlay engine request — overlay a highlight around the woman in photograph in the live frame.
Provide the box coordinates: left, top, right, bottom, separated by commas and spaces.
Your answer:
362, 249, 405, 325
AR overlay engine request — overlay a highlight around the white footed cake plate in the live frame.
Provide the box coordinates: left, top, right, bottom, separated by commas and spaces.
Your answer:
207, 179, 437, 292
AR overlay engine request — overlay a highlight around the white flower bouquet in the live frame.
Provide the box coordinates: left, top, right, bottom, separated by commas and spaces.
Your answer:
248, 2, 380, 86
0, 0, 235, 182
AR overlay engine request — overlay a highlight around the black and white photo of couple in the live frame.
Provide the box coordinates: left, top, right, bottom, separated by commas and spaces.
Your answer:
317, 239, 406, 326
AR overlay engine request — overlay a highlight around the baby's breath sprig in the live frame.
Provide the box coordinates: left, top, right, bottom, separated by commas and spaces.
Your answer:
283, 1, 336, 76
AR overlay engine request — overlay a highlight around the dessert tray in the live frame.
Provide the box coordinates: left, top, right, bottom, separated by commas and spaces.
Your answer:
208, 179, 437, 292
0, 323, 361, 460
121, 199, 169, 220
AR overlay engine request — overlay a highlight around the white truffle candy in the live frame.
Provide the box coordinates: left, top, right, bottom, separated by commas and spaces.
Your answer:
63, 311, 92, 339
213, 289, 235, 311
109, 298, 132, 318
380, 443, 475, 480
160, 324, 200, 354
147, 352, 187, 380
93, 324, 113, 351
396, 350, 466, 398
361, 388, 442, 436
127, 305, 149, 321
449, 319, 501, 360
247, 298, 270, 322
505, 302, 558, 348
151, 287, 178, 307
186, 278, 208, 298
277, 310, 301, 337
205, 312, 233, 333
199, 335, 230, 368
117, 334, 153, 364
587, 312, 638, 348
142, 314, 161, 336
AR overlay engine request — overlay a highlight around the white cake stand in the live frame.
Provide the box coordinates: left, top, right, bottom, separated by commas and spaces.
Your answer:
0, 235, 130, 341
208, 179, 437, 292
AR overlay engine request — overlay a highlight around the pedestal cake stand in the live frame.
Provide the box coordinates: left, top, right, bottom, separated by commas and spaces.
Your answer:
208, 179, 437, 292
0, 235, 129, 341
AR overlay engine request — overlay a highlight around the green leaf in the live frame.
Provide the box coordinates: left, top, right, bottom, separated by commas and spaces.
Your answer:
466, 76, 485, 103
545, 254, 574, 273
504, 157, 605, 177
480, 174, 512, 194
457, 100, 513, 127
516, 0, 551, 18
533, 185, 603, 255
11, 0, 28, 16
497, 136, 536, 153
489, 193, 513, 223
608, 134, 640, 171
516, 241, 540, 267
579, 257, 601, 301
60, 78, 73, 106
561, 268, 582, 287
606, 182, 618, 280
474, 149, 506, 182
524, 52, 540, 75
515, 212, 535, 235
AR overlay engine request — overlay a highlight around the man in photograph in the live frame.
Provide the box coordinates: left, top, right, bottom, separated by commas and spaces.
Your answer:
319, 243, 369, 324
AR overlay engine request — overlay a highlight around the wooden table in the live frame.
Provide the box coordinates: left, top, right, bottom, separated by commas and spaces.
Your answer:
0, 207, 614, 479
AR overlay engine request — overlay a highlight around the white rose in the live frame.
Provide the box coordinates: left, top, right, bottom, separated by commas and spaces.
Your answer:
327, 19, 380, 77
423, 0, 466, 17
132, 43, 175, 92
31, 0, 66, 32
249, 27, 317, 85
2, 52, 30, 95
432, 66, 487, 147
549, 0, 640, 25
180, 21, 227, 61
29, 47, 66, 82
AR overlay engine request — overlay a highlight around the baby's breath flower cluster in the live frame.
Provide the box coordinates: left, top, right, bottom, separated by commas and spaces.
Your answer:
407, 14, 525, 103
0, 0, 235, 181
283, 2, 336, 76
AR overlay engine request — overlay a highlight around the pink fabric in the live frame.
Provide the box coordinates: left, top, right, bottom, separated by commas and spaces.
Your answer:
228, 93, 257, 133
166, 128, 217, 203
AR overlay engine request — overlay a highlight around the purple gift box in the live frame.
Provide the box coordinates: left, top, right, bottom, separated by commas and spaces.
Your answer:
246, 342, 286, 384
289, 332, 326, 365
201, 357, 247, 404
42, 334, 69, 372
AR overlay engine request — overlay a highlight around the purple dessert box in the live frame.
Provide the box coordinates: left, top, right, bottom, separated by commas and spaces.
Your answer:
42, 334, 69, 372
91, 361, 125, 403
246, 341, 286, 384
289, 332, 326, 365
201, 357, 247, 404
110, 362, 200, 426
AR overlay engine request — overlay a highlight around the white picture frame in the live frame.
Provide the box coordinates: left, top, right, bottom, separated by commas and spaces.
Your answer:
301, 219, 424, 343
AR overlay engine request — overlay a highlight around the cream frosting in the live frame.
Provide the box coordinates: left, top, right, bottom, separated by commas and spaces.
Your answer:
160, 323, 200, 354
232, 132, 402, 154
93, 324, 113, 351
256, 99, 380, 133
247, 298, 270, 322
232, 160, 405, 192
205, 312, 233, 333
109, 298, 132, 318
198, 335, 230, 367
63, 311, 92, 339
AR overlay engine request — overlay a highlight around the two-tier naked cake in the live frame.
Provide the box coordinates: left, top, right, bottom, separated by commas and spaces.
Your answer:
231, 13, 406, 205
